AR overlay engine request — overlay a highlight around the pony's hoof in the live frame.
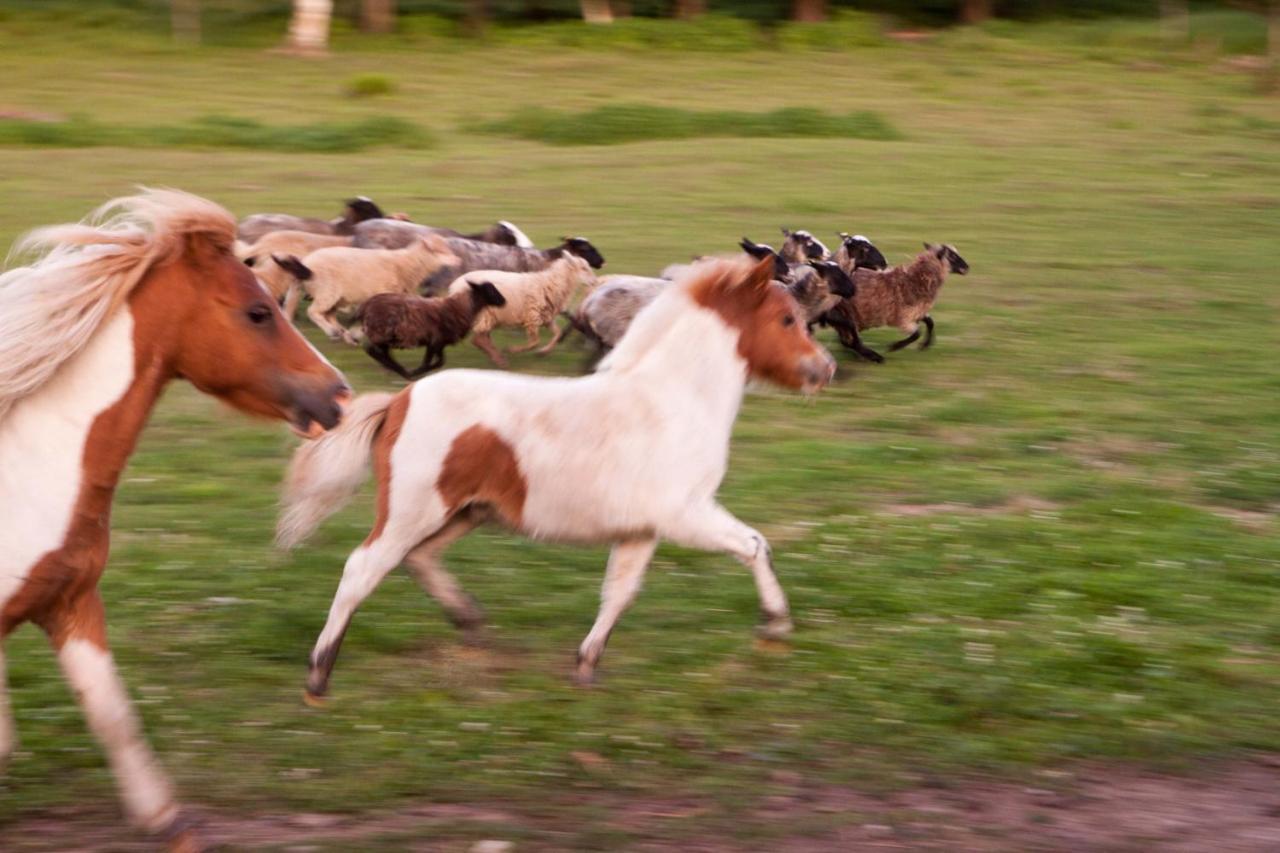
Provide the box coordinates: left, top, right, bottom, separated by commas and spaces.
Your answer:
302, 690, 327, 708
572, 664, 597, 687
754, 636, 792, 655
756, 616, 794, 641
166, 828, 204, 853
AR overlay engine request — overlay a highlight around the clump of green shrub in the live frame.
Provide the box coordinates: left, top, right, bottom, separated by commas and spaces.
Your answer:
347, 72, 396, 97
0, 114, 433, 152
473, 103, 903, 146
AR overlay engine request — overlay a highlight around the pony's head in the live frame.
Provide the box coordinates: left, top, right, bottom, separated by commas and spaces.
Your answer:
689, 256, 834, 394
124, 193, 350, 437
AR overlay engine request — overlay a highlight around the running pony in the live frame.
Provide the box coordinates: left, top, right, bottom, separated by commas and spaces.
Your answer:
277, 255, 836, 698
0, 190, 349, 843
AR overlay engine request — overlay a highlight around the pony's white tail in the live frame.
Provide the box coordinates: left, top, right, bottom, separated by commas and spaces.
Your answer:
276, 392, 395, 550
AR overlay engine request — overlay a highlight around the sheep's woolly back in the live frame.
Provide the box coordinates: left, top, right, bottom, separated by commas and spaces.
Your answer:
845, 250, 948, 331
0, 188, 235, 422
452, 256, 594, 334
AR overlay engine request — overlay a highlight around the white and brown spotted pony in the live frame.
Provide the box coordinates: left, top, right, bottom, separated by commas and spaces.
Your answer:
277, 255, 836, 698
0, 190, 349, 844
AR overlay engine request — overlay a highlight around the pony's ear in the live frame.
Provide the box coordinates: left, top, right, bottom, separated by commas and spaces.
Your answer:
924, 242, 938, 252
745, 254, 777, 295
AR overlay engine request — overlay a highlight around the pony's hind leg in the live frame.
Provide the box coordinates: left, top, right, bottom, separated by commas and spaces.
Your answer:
663, 504, 792, 639
50, 591, 180, 834
575, 537, 659, 685
402, 510, 485, 639
308, 529, 432, 701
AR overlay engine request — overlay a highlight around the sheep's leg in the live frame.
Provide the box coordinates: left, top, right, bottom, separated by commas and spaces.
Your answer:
470, 331, 508, 368
506, 325, 544, 354
536, 319, 572, 356
406, 348, 445, 380
281, 283, 303, 322
401, 510, 485, 640
306, 301, 350, 343
663, 503, 792, 640
919, 315, 935, 349
364, 344, 412, 379
889, 323, 921, 352
828, 318, 884, 364
575, 537, 659, 685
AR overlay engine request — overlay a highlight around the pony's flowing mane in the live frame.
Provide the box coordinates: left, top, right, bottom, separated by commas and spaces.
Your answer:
598, 257, 756, 376
0, 188, 236, 421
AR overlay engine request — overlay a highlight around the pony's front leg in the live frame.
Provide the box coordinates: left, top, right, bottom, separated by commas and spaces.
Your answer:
576, 537, 659, 685
663, 504, 792, 639
402, 510, 485, 639
50, 591, 182, 836
0, 641, 13, 768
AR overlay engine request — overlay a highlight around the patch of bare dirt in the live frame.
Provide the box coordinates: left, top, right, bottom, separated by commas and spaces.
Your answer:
879, 496, 1060, 518
7, 758, 1280, 851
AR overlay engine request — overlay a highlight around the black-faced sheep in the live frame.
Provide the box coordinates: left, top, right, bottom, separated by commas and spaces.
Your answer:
237, 197, 386, 244
779, 228, 830, 264
420, 236, 605, 294
823, 243, 969, 363
738, 238, 855, 324
359, 280, 507, 379
352, 218, 534, 251
834, 233, 888, 274
272, 234, 461, 345
446, 254, 598, 367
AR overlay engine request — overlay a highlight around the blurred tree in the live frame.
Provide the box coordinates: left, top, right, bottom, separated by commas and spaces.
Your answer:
792, 0, 827, 22
959, 0, 993, 23
675, 0, 705, 17
1159, 0, 1189, 40
171, 0, 201, 43
287, 0, 333, 52
582, 0, 614, 22
361, 0, 396, 31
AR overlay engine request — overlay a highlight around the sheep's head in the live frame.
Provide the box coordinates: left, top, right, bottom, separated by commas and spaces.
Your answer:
739, 237, 790, 282
925, 243, 969, 275
467, 280, 507, 308
781, 228, 829, 262
839, 233, 888, 271
345, 196, 385, 223
809, 260, 856, 299
561, 253, 598, 290
560, 236, 605, 269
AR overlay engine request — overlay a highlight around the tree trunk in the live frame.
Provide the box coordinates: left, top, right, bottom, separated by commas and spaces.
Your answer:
674, 0, 705, 19
360, 0, 395, 33
612, 0, 632, 18
1158, 0, 1189, 41
791, 0, 826, 23
959, 0, 993, 24
581, 0, 613, 24
286, 0, 333, 53
171, 0, 201, 44
464, 0, 488, 35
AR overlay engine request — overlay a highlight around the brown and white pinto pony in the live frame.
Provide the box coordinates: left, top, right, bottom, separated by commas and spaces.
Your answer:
277, 255, 835, 698
0, 190, 348, 841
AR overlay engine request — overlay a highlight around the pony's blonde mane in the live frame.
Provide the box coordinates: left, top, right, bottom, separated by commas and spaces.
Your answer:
598, 257, 753, 376
0, 188, 236, 421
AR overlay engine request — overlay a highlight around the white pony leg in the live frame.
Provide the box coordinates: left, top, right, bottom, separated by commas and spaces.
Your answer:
664, 504, 792, 638
58, 639, 177, 832
576, 537, 659, 684
402, 512, 484, 635
0, 643, 14, 766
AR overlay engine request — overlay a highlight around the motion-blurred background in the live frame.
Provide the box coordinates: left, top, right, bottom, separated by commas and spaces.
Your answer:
1, 1, 1278, 849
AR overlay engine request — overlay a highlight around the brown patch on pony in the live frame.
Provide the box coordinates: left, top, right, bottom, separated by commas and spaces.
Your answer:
364, 389, 412, 546
688, 256, 828, 390
437, 425, 527, 527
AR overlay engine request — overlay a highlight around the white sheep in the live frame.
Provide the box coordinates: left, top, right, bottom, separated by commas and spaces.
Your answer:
446, 254, 597, 367
274, 234, 460, 345
236, 230, 353, 320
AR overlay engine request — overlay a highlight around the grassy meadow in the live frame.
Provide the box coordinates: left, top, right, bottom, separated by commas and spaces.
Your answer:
1, 8, 1278, 848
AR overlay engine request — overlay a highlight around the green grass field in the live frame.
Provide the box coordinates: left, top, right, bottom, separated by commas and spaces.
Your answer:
1, 9, 1279, 849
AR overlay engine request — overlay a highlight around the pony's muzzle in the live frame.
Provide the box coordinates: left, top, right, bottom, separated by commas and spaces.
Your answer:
800, 352, 836, 394
288, 380, 351, 439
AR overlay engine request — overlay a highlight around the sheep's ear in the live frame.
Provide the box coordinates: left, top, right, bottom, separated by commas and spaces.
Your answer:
781, 227, 792, 237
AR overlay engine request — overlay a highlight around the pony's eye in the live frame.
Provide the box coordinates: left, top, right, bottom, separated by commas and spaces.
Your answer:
782, 314, 796, 327
246, 304, 273, 325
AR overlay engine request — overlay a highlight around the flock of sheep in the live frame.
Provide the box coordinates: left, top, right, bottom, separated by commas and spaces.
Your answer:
235, 196, 970, 378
